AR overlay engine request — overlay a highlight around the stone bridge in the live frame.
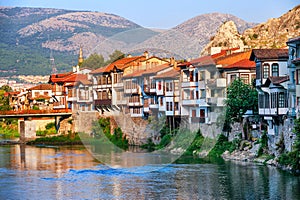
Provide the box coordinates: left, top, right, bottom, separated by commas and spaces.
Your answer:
0, 109, 72, 142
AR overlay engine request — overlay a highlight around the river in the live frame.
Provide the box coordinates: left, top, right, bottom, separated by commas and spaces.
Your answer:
0, 144, 299, 199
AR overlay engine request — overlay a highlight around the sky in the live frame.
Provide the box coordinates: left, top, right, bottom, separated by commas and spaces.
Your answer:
1, 0, 299, 29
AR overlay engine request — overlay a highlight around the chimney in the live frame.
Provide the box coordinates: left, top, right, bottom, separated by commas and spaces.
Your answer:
170, 57, 177, 68
143, 51, 149, 59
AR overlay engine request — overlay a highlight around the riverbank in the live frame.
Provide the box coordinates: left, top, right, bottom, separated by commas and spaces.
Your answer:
222, 144, 300, 175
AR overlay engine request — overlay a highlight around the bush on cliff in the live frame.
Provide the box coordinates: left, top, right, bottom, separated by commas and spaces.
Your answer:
278, 118, 300, 173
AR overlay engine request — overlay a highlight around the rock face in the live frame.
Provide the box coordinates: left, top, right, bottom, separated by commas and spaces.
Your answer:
200, 21, 245, 55
202, 5, 300, 53
242, 5, 300, 49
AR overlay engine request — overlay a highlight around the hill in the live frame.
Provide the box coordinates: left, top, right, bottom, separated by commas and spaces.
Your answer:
201, 5, 300, 54
0, 7, 158, 76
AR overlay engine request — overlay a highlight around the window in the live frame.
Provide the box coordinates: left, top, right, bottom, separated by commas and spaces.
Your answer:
166, 102, 173, 111
279, 92, 286, 108
158, 81, 162, 90
230, 74, 237, 83
166, 82, 173, 92
271, 64, 279, 77
240, 74, 249, 84
297, 69, 300, 85
199, 72, 205, 81
263, 63, 270, 78
191, 110, 196, 117
190, 90, 194, 100
160, 97, 163, 106
174, 102, 179, 111
265, 93, 270, 108
189, 71, 194, 81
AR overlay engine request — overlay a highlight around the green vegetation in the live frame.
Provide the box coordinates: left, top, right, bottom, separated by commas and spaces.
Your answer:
0, 118, 19, 138
278, 118, 300, 173
36, 122, 57, 136
207, 134, 238, 158
223, 78, 258, 133
27, 133, 82, 145
256, 131, 268, 157
81, 50, 125, 69
91, 117, 128, 149
0, 85, 12, 111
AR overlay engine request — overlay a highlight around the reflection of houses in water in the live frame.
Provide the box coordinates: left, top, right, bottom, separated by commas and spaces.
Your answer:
9, 145, 98, 172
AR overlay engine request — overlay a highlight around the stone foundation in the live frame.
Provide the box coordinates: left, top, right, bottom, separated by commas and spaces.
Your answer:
73, 111, 98, 134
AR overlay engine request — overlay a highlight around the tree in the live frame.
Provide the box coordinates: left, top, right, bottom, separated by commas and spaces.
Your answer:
81, 53, 105, 69
0, 85, 12, 111
224, 78, 258, 134
106, 50, 125, 64
0, 85, 12, 92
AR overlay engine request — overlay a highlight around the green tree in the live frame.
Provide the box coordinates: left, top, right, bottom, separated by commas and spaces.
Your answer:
224, 78, 258, 132
106, 50, 125, 64
81, 53, 105, 69
0, 85, 12, 111
0, 85, 12, 92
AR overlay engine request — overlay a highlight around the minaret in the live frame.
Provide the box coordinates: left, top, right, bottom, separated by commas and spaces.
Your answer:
78, 45, 84, 67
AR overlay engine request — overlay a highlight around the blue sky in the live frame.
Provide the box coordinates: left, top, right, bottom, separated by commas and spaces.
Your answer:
1, 0, 299, 29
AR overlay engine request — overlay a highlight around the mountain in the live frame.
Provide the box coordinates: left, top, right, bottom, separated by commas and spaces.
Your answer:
2, 6, 284, 76
201, 5, 300, 54
133, 13, 256, 59
200, 21, 245, 55
0, 7, 159, 76
242, 5, 300, 48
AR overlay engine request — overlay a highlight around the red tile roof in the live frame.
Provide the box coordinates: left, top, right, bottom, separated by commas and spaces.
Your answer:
28, 84, 53, 91
123, 63, 170, 78
50, 73, 91, 85
154, 68, 180, 79
222, 59, 255, 70
191, 55, 216, 66
91, 56, 145, 74
250, 49, 288, 60
263, 76, 289, 86
216, 51, 252, 66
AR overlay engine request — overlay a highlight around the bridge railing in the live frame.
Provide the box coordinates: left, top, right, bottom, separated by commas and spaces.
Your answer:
0, 109, 72, 115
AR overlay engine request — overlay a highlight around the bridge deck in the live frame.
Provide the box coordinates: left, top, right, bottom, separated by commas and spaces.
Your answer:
0, 109, 72, 118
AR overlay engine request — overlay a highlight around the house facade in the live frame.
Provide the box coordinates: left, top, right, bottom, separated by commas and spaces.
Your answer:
250, 49, 289, 135
287, 36, 300, 118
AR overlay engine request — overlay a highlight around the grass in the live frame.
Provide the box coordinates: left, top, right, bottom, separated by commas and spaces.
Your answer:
27, 133, 82, 145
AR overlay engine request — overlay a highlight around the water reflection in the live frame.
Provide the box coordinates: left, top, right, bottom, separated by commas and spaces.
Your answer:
0, 145, 299, 200
5, 145, 99, 173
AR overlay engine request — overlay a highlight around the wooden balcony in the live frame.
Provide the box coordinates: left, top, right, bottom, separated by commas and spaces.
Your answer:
94, 99, 112, 106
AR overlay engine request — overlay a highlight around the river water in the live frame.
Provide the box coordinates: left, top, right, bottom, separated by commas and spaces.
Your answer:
0, 144, 299, 200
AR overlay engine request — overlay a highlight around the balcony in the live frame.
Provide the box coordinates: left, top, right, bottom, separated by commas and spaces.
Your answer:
207, 97, 226, 106
128, 101, 142, 107
182, 99, 200, 106
181, 81, 198, 88
125, 88, 139, 94
53, 102, 65, 109
116, 99, 127, 105
149, 104, 159, 109
94, 99, 112, 106
113, 82, 123, 88
150, 88, 156, 93
191, 117, 205, 123
198, 80, 206, 89
296, 85, 300, 97
207, 78, 226, 88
